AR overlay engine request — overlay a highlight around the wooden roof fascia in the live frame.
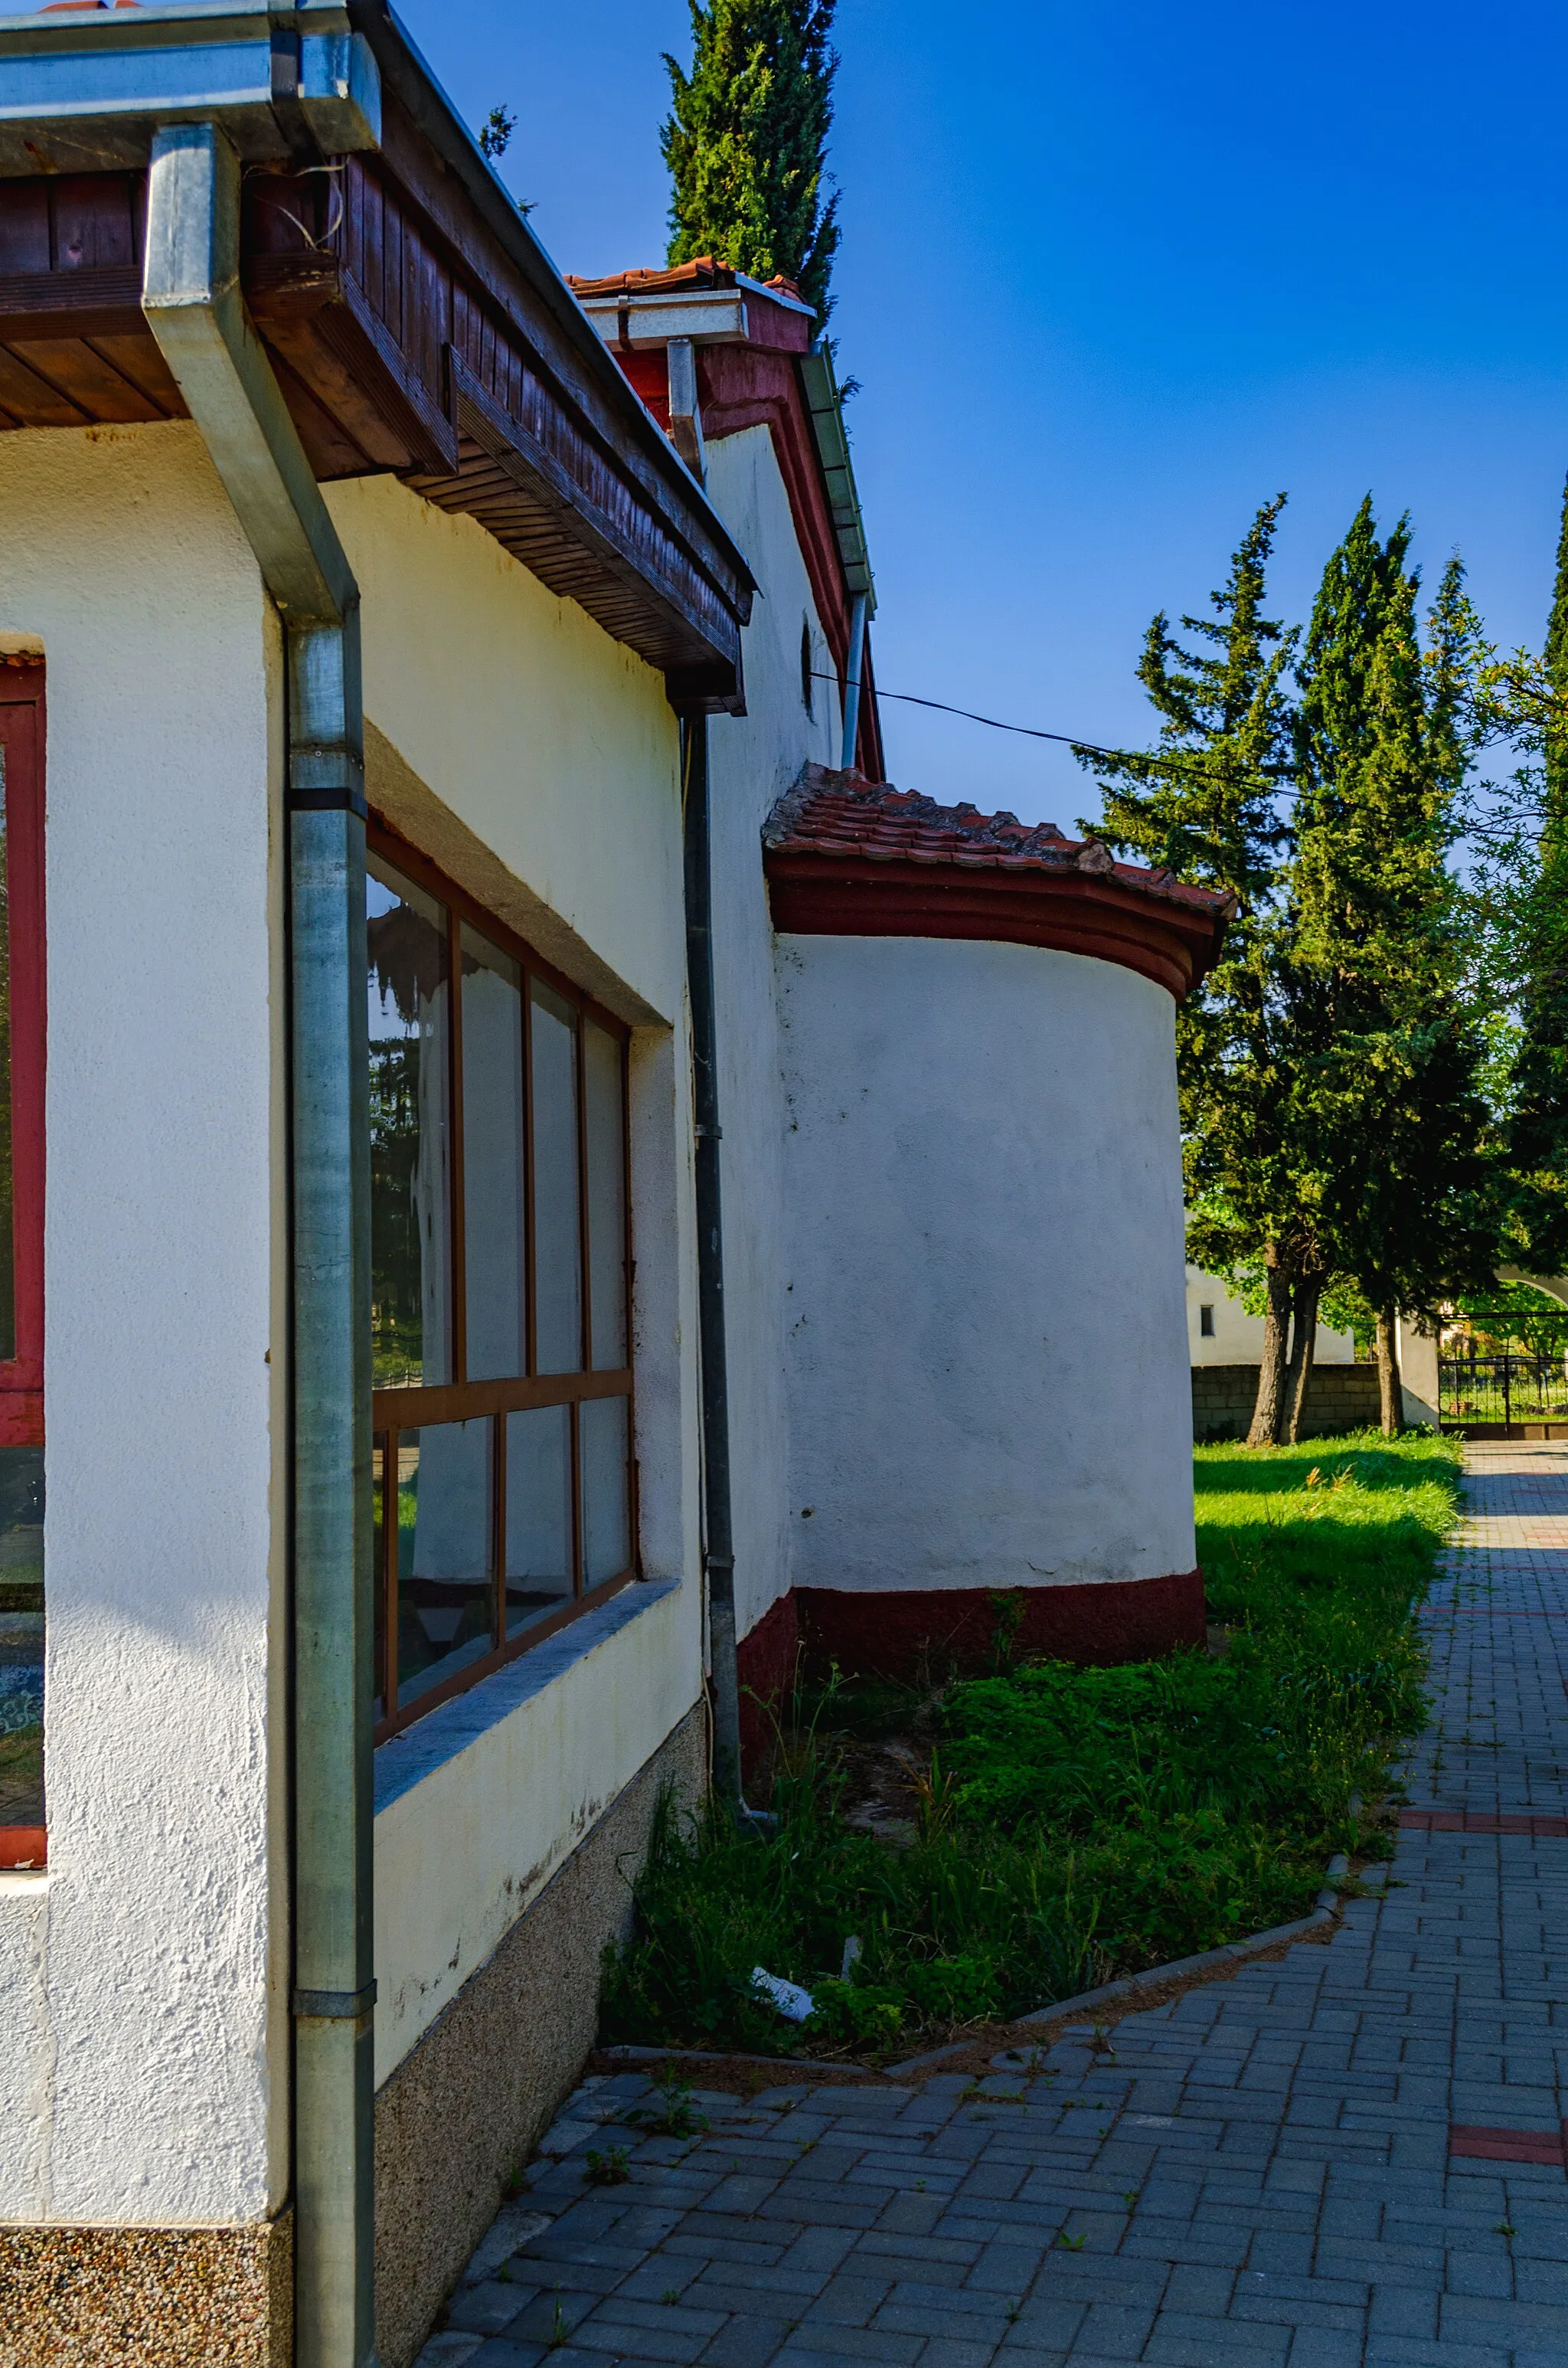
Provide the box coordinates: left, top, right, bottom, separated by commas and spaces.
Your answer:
0, 0, 756, 705
444, 358, 742, 677
345, 9, 754, 613
764, 852, 1227, 1002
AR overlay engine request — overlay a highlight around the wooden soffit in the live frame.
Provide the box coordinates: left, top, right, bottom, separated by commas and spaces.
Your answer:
0, 115, 752, 710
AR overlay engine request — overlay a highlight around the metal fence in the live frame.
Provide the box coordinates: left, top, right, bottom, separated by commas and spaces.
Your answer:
1439, 1352, 1568, 1429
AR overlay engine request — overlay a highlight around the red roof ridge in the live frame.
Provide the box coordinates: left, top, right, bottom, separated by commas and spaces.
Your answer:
763, 765, 1236, 920
567, 259, 806, 306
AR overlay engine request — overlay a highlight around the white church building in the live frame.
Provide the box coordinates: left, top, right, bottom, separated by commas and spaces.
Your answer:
0, 9, 1230, 2366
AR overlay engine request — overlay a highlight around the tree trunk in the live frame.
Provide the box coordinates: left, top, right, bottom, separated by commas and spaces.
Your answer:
1247, 1257, 1293, 1446
1375, 1307, 1403, 1435
1284, 1274, 1324, 1445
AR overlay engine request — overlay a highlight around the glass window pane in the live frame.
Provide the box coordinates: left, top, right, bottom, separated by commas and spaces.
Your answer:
396, 1423, 494, 1708
580, 1395, 630, 1586
462, 927, 526, 1381
368, 859, 451, 1388
0, 747, 15, 1365
0, 1446, 44, 1844
583, 1019, 627, 1370
504, 1405, 573, 1636
531, 979, 582, 1374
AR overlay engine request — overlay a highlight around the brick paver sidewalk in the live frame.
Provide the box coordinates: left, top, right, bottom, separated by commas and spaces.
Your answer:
419, 1442, 1568, 2368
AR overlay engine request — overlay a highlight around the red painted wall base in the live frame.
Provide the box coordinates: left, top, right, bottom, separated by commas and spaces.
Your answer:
798, 1570, 1206, 1683
733, 1571, 1205, 1774
735, 1589, 802, 1774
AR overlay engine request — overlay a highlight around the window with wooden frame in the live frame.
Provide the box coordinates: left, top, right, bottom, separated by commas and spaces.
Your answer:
0, 659, 47, 1869
368, 824, 635, 1743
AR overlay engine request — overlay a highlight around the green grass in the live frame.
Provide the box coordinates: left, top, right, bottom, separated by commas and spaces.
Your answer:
600, 1431, 1462, 2059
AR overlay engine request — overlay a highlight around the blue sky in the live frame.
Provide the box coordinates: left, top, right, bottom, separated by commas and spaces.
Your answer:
389, 0, 1568, 825
16, 0, 1559, 827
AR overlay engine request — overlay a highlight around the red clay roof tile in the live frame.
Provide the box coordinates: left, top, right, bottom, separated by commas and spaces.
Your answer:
567, 259, 806, 306
763, 768, 1235, 923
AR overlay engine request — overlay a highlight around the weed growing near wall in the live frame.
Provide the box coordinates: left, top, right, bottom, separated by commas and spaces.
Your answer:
600, 1433, 1460, 2057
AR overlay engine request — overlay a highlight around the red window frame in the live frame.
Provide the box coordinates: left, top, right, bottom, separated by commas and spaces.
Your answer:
0, 659, 44, 1446
368, 818, 638, 1745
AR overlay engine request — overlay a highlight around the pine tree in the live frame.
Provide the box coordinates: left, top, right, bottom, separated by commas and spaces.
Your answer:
662, 0, 840, 322
1083, 497, 1322, 1446
1292, 506, 1497, 1430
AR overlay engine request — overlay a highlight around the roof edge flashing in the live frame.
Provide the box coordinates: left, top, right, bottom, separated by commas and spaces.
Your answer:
799, 339, 874, 613
0, 1, 380, 172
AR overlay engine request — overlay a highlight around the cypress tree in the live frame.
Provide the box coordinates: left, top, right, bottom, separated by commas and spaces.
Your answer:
1293, 507, 1495, 1431
662, 0, 841, 322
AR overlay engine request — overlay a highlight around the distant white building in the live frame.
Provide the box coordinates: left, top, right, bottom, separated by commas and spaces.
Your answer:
1187, 1266, 1357, 1366
1186, 1267, 1442, 1431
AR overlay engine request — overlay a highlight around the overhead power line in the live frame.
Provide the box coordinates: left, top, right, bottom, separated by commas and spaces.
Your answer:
811, 672, 1288, 796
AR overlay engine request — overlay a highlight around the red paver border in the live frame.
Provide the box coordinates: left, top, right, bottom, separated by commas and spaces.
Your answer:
1450, 2124, 1567, 2167
1401, 1810, 1568, 1836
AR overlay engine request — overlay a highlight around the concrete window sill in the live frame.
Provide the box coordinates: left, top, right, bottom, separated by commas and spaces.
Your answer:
373, 1576, 681, 1818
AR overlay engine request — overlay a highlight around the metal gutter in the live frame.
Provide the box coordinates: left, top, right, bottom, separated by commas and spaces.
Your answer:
681, 715, 742, 1804
142, 118, 376, 2368
798, 335, 875, 612
840, 594, 867, 773
0, 1, 380, 171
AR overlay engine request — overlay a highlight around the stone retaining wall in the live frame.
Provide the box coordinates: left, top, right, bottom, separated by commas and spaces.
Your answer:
1192, 1361, 1383, 1441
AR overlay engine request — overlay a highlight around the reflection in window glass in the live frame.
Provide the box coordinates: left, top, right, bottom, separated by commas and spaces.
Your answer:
505, 1405, 573, 1635
580, 1395, 630, 1585
0, 1446, 44, 1840
0, 749, 15, 1367
583, 1018, 627, 1369
368, 859, 451, 1388
366, 831, 639, 1736
531, 980, 582, 1374
372, 1439, 387, 1726
397, 1424, 493, 1705
462, 927, 526, 1381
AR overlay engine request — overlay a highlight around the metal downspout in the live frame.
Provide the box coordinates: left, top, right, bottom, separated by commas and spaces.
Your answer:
840, 594, 867, 774
681, 716, 744, 1803
142, 122, 377, 2368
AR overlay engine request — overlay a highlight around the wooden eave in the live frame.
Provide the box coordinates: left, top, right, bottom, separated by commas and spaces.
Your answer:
0, 116, 753, 709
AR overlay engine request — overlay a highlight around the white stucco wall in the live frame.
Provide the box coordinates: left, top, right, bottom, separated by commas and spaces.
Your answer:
0, 435, 713, 2217
325, 476, 686, 1031
777, 935, 1197, 1593
0, 423, 284, 2224
701, 424, 839, 1644
1397, 1315, 1440, 1430
324, 475, 707, 2082
371, 1580, 686, 2082
1187, 1267, 1356, 1366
